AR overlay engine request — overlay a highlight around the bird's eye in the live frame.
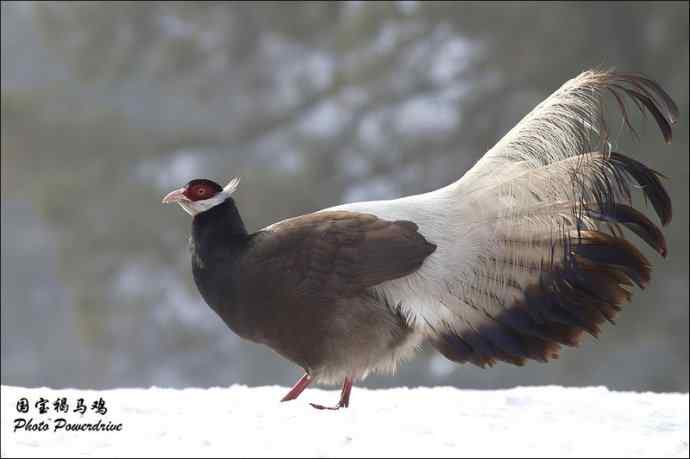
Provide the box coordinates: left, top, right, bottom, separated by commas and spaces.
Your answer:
197, 188, 207, 196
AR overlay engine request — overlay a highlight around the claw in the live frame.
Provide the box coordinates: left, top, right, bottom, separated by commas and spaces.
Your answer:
310, 377, 353, 410
310, 402, 345, 411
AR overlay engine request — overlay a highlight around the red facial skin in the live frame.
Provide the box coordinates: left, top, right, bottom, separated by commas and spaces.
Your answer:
182, 179, 222, 202
184, 183, 216, 201
162, 179, 223, 205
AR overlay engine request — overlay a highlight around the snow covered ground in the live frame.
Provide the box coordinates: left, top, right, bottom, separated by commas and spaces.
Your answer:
1, 385, 688, 458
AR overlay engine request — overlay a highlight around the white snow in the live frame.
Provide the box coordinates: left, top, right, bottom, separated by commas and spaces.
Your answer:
1, 385, 688, 458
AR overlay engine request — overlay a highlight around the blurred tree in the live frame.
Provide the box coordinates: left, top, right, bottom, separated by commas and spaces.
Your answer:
2, 1, 688, 391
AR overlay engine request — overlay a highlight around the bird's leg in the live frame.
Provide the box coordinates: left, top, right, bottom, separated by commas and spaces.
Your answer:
280, 373, 312, 402
340, 377, 353, 408
310, 377, 353, 411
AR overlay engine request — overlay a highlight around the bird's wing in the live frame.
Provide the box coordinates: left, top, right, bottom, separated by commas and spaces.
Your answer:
253, 211, 436, 298
329, 70, 678, 367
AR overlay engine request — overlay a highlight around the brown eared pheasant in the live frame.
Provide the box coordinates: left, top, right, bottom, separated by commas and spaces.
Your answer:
163, 70, 679, 410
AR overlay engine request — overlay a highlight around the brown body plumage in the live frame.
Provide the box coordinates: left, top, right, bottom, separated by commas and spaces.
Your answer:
163, 70, 679, 409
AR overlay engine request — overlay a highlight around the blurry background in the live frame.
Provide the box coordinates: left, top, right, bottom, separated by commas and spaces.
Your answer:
2, 2, 688, 392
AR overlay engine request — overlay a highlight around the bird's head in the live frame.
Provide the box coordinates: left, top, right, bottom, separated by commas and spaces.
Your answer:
162, 177, 240, 216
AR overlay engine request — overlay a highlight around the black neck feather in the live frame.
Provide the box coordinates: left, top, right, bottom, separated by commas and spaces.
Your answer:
189, 197, 249, 334
191, 197, 248, 261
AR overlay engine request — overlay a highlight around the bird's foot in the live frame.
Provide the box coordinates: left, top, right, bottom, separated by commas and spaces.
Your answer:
309, 402, 347, 411
283, 376, 352, 410
309, 378, 352, 410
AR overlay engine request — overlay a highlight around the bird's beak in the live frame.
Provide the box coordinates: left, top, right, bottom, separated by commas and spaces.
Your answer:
161, 187, 189, 204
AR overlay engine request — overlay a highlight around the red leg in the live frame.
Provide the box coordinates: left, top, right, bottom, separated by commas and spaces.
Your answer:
310, 377, 353, 411
281, 373, 312, 402
340, 378, 353, 408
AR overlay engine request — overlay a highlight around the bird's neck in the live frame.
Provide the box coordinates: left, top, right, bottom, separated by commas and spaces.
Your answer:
191, 197, 248, 259
189, 197, 250, 336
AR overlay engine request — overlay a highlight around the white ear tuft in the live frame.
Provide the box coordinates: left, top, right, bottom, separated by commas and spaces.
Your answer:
223, 177, 241, 195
